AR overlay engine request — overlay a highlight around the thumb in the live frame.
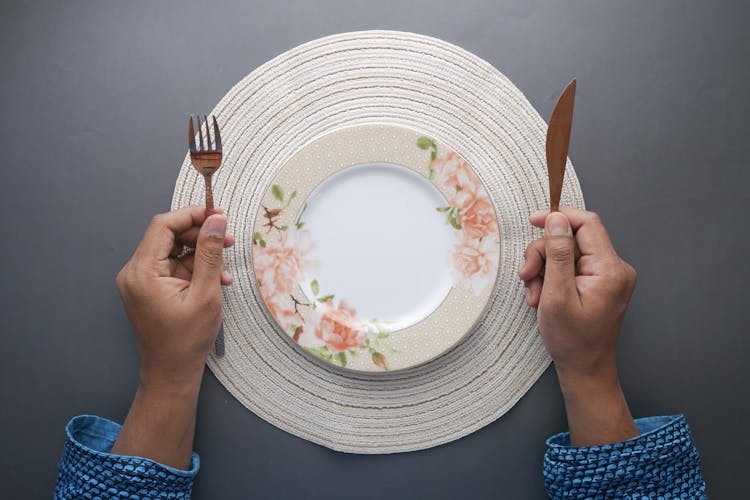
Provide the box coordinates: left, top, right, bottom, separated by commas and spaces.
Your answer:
190, 214, 227, 299
542, 212, 578, 302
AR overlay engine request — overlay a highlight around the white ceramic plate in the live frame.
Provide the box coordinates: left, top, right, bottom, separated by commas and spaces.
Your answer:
251, 124, 500, 371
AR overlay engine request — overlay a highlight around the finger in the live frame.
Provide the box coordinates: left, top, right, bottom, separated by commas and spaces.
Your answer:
530, 206, 592, 229
137, 206, 209, 261
576, 255, 598, 276
221, 269, 233, 286
524, 277, 543, 308
178, 252, 194, 272
177, 227, 235, 249
518, 238, 581, 273
168, 256, 193, 281
188, 214, 227, 300
540, 212, 579, 304
520, 239, 585, 282
519, 239, 545, 281
169, 241, 185, 258
176, 252, 233, 286
530, 207, 616, 258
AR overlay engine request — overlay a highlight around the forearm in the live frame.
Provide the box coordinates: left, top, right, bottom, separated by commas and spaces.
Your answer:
555, 361, 638, 447
111, 368, 203, 470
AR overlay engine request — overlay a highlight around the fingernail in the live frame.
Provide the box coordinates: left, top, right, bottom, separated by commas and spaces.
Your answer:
205, 215, 227, 238
547, 212, 570, 236
524, 286, 531, 301
222, 269, 233, 283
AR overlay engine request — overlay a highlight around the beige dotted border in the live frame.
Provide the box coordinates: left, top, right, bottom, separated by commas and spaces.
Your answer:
172, 31, 584, 454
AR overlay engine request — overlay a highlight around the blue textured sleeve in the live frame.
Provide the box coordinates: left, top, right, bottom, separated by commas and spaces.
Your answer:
543, 414, 706, 499
54, 415, 199, 499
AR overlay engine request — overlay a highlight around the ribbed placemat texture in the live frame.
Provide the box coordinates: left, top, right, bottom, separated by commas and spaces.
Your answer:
171, 31, 584, 454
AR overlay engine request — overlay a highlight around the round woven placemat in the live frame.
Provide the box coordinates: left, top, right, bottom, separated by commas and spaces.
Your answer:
172, 31, 584, 454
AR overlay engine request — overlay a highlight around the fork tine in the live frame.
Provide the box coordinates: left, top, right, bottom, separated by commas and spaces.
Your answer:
204, 115, 212, 150
188, 116, 196, 152
196, 115, 204, 152
213, 116, 222, 150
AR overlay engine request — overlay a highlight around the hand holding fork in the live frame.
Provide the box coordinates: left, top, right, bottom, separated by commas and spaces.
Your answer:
189, 114, 226, 356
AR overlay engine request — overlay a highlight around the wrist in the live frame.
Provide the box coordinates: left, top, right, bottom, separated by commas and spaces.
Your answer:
554, 361, 620, 401
139, 363, 205, 398
553, 360, 639, 447
114, 366, 203, 470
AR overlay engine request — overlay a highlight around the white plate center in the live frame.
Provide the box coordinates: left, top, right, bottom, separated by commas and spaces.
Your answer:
301, 163, 456, 331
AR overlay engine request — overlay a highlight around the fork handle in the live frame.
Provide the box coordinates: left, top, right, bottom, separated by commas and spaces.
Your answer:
202, 172, 224, 357
214, 328, 225, 357
203, 173, 214, 212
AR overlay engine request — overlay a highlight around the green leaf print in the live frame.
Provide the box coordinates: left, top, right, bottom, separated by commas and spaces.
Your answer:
335, 352, 347, 367
271, 184, 284, 203
317, 294, 335, 303
294, 201, 308, 229
416, 136, 433, 150
253, 231, 267, 247
310, 279, 320, 296
305, 346, 333, 362
448, 210, 462, 230
286, 190, 298, 207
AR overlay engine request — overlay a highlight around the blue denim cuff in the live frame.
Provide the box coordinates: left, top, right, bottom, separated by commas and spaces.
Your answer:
54, 415, 199, 499
544, 414, 706, 499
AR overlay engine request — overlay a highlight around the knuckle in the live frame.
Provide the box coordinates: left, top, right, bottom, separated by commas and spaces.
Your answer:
601, 266, 623, 284
196, 246, 222, 268
115, 266, 138, 297
115, 268, 126, 290
524, 241, 539, 259
601, 261, 636, 293
123, 272, 139, 291
547, 243, 573, 263
150, 213, 166, 227
623, 262, 638, 288
586, 211, 602, 225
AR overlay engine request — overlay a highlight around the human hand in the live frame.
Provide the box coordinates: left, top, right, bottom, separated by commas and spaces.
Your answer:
518, 207, 636, 381
112, 206, 234, 467
115, 206, 235, 392
518, 207, 638, 446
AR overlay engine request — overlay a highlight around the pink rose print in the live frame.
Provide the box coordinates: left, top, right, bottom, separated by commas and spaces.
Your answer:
460, 195, 496, 240
254, 227, 316, 298
263, 293, 299, 332
422, 141, 500, 296
452, 236, 500, 295
313, 299, 367, 353
430, 151, 474, 190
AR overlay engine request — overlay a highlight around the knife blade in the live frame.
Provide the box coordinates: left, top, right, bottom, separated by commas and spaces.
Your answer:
546, 79, 576, 212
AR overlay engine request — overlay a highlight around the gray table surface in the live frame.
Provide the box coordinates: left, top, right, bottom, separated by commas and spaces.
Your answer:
2, 1, 748, 498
